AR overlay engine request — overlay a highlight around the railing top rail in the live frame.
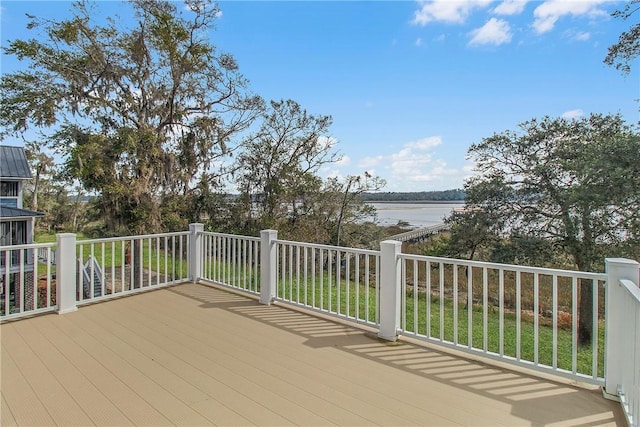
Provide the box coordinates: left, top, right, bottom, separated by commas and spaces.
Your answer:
200, 231, 260, 242
275, 238, 380, 256
76, 231, 190, 245
399, 252, 607, 280
620, 279, 640, 303
0, 242, 56, 251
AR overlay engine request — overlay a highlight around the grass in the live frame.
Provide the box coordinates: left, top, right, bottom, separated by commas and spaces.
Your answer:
33, 233, 189, 278
25, 233, 606, 378
273, 270, 604, 378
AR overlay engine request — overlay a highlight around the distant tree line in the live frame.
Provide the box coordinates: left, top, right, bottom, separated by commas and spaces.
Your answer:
361, 189, 466, 202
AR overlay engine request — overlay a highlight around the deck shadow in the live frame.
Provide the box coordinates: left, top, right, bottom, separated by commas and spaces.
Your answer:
174, 282, 625, 426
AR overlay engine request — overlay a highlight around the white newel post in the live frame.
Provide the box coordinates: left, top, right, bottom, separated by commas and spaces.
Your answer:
604, 257, 640, 399
188, 223, 204, 283
259, 229, 278, 305
56, 233, 77, 314
378, 240, 402, 341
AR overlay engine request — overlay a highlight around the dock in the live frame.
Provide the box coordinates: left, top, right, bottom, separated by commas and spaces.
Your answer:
388, 223, 450, 242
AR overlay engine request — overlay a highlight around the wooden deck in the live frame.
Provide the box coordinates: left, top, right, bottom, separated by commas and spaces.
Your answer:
1, 282, 625, 426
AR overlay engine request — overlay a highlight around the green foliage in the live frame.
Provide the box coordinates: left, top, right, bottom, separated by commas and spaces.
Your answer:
231, 99, 386, 247
235, 99, 337, 231
1, 0, 263, 235
604, 0, 640, 74
445, 113, 639, 345
458, 113, 639, 272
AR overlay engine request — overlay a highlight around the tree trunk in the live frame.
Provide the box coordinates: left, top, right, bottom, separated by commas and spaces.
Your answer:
577, 215, 595, 347
32, 164, 41, 212
578, 277, 593, 345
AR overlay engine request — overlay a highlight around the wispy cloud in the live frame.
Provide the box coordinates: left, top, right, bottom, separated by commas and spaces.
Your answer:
532, 0, 608, 34
356, 136, 467, 189
561, 109, 584, 119
412, 0, 492, 26
493, 0, 528, 16
469, 18, 512, 46
415, 37, 423, 46
572, 31, 591, 41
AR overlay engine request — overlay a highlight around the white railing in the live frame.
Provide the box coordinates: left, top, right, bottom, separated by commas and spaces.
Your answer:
37, 247, 56, 265
0, 242, 57, 320
3, 224, 639, 425
1, 231, 190, 320
74, 231, 190, 306
605, 259, 640, 427
199, 231, 261, 295
273, 238, 380, 326
397, 251, 607, 384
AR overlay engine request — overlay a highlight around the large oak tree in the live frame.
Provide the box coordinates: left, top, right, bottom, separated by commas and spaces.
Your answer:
454, 113, 639, 345
1, 0, 262, 234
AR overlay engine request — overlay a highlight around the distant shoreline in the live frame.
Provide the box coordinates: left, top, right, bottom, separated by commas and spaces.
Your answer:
367, 200, 465, 205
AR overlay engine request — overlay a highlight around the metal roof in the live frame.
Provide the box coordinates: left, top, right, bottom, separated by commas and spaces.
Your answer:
0, 145, 32, 179
0, 206, 44, 219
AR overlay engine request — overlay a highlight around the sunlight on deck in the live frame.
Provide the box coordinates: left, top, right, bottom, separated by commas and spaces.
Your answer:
1, 283, 625, 426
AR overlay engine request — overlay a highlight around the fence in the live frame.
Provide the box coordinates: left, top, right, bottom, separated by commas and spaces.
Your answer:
272, 236, 380, 326
0, 231, 190, 319
199, 230, 261, 295
0, 242, 56, 319
250, 237, 638, 425
397, 250, 607, 384
2, 225, 638, 425
74, 231, 190, 307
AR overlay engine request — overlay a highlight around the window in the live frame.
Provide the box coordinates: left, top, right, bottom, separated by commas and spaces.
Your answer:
0, 182, 19, 207
0, 182, 18, 197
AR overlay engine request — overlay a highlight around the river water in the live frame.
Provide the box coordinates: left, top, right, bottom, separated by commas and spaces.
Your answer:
369, 202, 465, 228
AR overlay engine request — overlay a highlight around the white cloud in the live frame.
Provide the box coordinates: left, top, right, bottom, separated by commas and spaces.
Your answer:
561, 109, 584, 119
494, 0, 528, 15
322, 168, 342, 179
317, 136, 339, 151
532, 0, 608, 34
359, 155, 384, 169
335, 155, 351, 166
335, 137, 473, 191
412, 0, 492, 26
468, 18, 512, 46
573, 31, 591, 41
357, 136, 463, 188
415, 37, 423, 47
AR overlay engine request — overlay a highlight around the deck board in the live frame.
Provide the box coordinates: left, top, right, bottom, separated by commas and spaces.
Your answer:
1, 282, 626, 426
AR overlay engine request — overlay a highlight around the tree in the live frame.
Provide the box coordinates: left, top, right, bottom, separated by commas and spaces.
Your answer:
322, 173, 386, 247
441, 211, 495, 260
457, 113, 639, 345
234, 99, 338, 233
604, 0, 640, 74
23, 141, 56, 214
1, 0, 262, 234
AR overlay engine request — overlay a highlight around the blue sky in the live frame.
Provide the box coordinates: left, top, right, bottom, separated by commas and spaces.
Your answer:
1, 1, 638, 192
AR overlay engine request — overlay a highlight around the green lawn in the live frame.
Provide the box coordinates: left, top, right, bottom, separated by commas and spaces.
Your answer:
33, 233, 189, 282
274, 272, 604, 378
29, 233, 605, 377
